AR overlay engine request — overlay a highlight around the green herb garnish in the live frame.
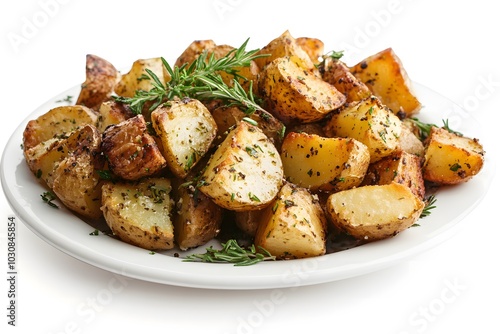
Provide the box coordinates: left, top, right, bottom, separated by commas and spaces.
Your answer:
41, 191, 58, 208
420, 194, 437, 218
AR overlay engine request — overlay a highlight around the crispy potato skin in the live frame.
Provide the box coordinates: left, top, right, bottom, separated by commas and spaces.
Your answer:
23, 105, 98, 153
281, 132, 370, 192
254, 182, 327, 259
362, 151, 426, 199
259, 56, 346, 124
96, 100, 135, 132
324, 96, 402, 163
76, 54, 120, 110
101, 178, 174, 250
326, 183, 424, 241
199, 121, 283, 211
423, 127, 484, 185
351, 48, 421, 117
101, 114, 166, 180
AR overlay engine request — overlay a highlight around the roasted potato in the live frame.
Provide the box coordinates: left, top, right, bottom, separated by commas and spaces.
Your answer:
174, 39, 217, 67
320, 57, 372, 103
151, 98, 217, 178
296, 37, 324, 64
398, 121, 425, 157
361, 151, 425, 199
254, 182, 327, 259
114, 57, 170, 99
234, 209, 265, 237
96, 100, 134, 132
280, 132, 370, 192
324, 96, 402, 162
198, 121, 283, 211
101, 177, 174, 250
259, 56, 346, 124
422, 126, 484, 185
326, 183, 425, 241
172, 180, 223, 250
351, 48, 421, 117
23, 105, 98, 153
101, 114, 167, 180
76, 54, 120, 110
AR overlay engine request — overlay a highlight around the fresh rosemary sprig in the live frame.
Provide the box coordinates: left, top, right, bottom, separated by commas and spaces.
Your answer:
420, 194, 437, 218
183, 239, 276, 266
114, 38, 268, 115
41, 191, 59, 209
408, 118, 461, 141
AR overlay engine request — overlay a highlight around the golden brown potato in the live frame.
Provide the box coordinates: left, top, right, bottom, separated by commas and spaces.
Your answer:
398, 121, 425, 157
23, 105, 98, 153
114, 57, 170, 99
96, 100, 134, 132
101, 177, 174, 250
254, 30, 317, 71
76, 54, 120, 110
361, 151, 425, 199
296, 37, 324, 64
211, 105, 285, 148
324, 96, 402, 162
326, 183, 425, 241
174, 39, 217, 68
320, 57, 372, 103
171, 180, 223, 250
351, 48, 421, 117
259, 56, 346, 124
422, 127, 484, 185
234, 209, 265, 237
198, 121, 283, 211
101, 114, 166, 180
281, 132, 370, 192
254, 182, 327, 259
151, 98, 217, 178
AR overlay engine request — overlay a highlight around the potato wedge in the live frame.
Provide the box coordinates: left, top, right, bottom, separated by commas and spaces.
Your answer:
23, 105, 98, 152
76, 54, 120, 110
326, 183, 425, 241
151, 98, 217, 178
114, 57, 170, 99
281, 132, 370, 192
172, 180, 223, 250
324, 96, 402, 162
198, 121, 283, 211
96, 100, 134, 132
320, 57, 372, 103
234, 209, 265, 237
254, 182, 327, 259
361, 151, 425, 199
398, 121, 425, 157
101, 178, 174, 250
351, 48, 421, 117
259, 56, 346, 124
422, 127, 484, 185
174, 39, 217, 67
296, 37, 324, 64
101, 114, 166, 180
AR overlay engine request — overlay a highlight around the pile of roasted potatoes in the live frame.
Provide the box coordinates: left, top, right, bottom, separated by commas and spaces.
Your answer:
22, 30, 485, 259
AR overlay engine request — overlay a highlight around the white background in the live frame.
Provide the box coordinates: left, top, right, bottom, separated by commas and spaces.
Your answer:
1, 0, 498, 333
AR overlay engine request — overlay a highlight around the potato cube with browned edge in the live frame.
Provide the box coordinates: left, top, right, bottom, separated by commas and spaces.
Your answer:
151, 98, 218, 179
198, 121, 283, 211
423, 127, 484, 185
254, 182, 327, 259
326, 183, 425, 242
101, 178, 174, 251
101, 114, 166, 181
281, 132, 370, 192
324, 96, 402, 163
351, 48, 421, 117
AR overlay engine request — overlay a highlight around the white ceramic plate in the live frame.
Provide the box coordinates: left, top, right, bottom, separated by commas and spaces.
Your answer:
1, 83, 493, 290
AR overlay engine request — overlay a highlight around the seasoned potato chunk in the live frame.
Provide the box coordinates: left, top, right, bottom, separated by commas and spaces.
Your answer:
172, 180, 223, 251
320, 58, 372, 103
254, 182, 327, 259
361, 151, 425, 199
101, 178, 174, 250
151, 98, 217, 178
351, 48, 421, 117
174, 39, 217, 67
281, 132, 370, 192
422, 127, 484, 185
101, 114, 166, 180
326, 183, 425, 241
324, 96, 402, 162
114, 57, 170, 98
96, 100, 134, 132
399, 121, 425, 157
76, 54, 120, 110
296, 37, 324, 64
198, 121, 283, 211
259, 56, 346, 124
23, 105, 98, 152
